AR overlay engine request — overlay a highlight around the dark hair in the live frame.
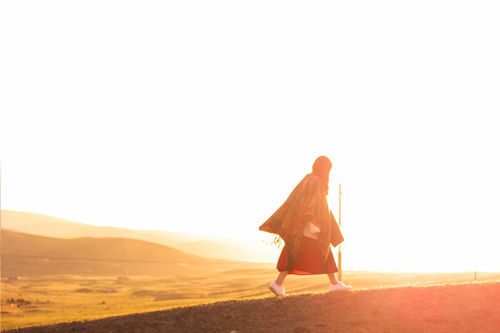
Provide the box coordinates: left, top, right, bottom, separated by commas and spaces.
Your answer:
312, 156, 332, 194
312, 156, 332, 174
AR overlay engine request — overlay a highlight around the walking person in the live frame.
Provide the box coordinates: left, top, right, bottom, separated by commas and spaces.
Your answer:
259, 156, 351, 296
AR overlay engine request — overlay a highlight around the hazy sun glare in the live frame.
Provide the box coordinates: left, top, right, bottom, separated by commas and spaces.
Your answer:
1, 0, 499, 272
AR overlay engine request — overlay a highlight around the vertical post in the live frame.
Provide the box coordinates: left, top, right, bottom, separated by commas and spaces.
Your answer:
338, 183, 342, 281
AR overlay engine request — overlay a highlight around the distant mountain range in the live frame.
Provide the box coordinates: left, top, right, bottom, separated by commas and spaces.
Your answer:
1, 228, 270, 276
0, 210, 279, 263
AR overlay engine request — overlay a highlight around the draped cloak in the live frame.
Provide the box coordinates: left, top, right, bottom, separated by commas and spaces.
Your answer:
259, 173, 344, 268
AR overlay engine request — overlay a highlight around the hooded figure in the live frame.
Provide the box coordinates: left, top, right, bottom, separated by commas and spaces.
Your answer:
260, 156, 350, 296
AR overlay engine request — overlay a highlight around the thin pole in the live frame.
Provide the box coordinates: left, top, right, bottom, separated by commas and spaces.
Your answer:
338, 183, 342, 281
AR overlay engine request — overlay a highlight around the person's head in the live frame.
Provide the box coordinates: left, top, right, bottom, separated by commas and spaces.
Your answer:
312, 155, 332, 186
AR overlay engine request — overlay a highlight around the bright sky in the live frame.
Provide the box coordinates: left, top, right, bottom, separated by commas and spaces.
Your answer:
1, 1, 499, 272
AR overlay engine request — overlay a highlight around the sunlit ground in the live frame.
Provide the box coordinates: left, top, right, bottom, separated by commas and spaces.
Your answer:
2, 269, 500, 330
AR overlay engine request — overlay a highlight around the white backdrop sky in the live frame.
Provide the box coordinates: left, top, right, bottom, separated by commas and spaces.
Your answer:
1, 0, 499, 272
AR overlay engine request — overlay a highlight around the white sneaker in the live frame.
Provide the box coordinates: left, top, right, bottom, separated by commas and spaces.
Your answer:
329, 281, 352, 292
269, 281, 288, 297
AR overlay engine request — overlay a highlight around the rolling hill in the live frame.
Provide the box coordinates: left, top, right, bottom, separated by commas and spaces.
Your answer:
5, 282, 500, 332
1, 210, 278, 263
0, 229, 242, 276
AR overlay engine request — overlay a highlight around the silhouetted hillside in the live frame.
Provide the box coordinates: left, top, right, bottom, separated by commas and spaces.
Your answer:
0, 229, 234, 276
1, 210, 277, 262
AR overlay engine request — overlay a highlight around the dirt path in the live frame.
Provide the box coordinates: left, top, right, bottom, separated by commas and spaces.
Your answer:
5, 282, 500, 333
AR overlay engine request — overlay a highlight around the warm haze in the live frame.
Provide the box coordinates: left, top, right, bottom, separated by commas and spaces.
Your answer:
2, 1, 500, 332
1, 1, 500, 274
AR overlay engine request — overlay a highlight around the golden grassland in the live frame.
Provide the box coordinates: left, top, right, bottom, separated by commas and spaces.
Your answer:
12, 282, 496, 333
2, 267, 500, 331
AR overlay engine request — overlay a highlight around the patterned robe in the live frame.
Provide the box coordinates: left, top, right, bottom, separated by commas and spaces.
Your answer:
259, 173, 344, 266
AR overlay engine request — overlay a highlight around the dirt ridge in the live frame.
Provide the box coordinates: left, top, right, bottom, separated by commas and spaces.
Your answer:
4, 282, 500, 333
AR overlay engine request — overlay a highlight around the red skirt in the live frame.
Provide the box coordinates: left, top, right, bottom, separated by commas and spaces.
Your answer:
277, 237, 338, 275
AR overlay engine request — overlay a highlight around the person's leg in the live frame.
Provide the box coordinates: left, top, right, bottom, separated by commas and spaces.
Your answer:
328, 273, 352, 291
275, 271, 288, 286
269, 271, 289, 297
327, 273, 337, 285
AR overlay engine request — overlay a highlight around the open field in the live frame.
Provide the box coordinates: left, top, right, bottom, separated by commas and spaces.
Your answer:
2, 270, 500, 331
2, 213, 500, 331
4, 282, 500, 333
